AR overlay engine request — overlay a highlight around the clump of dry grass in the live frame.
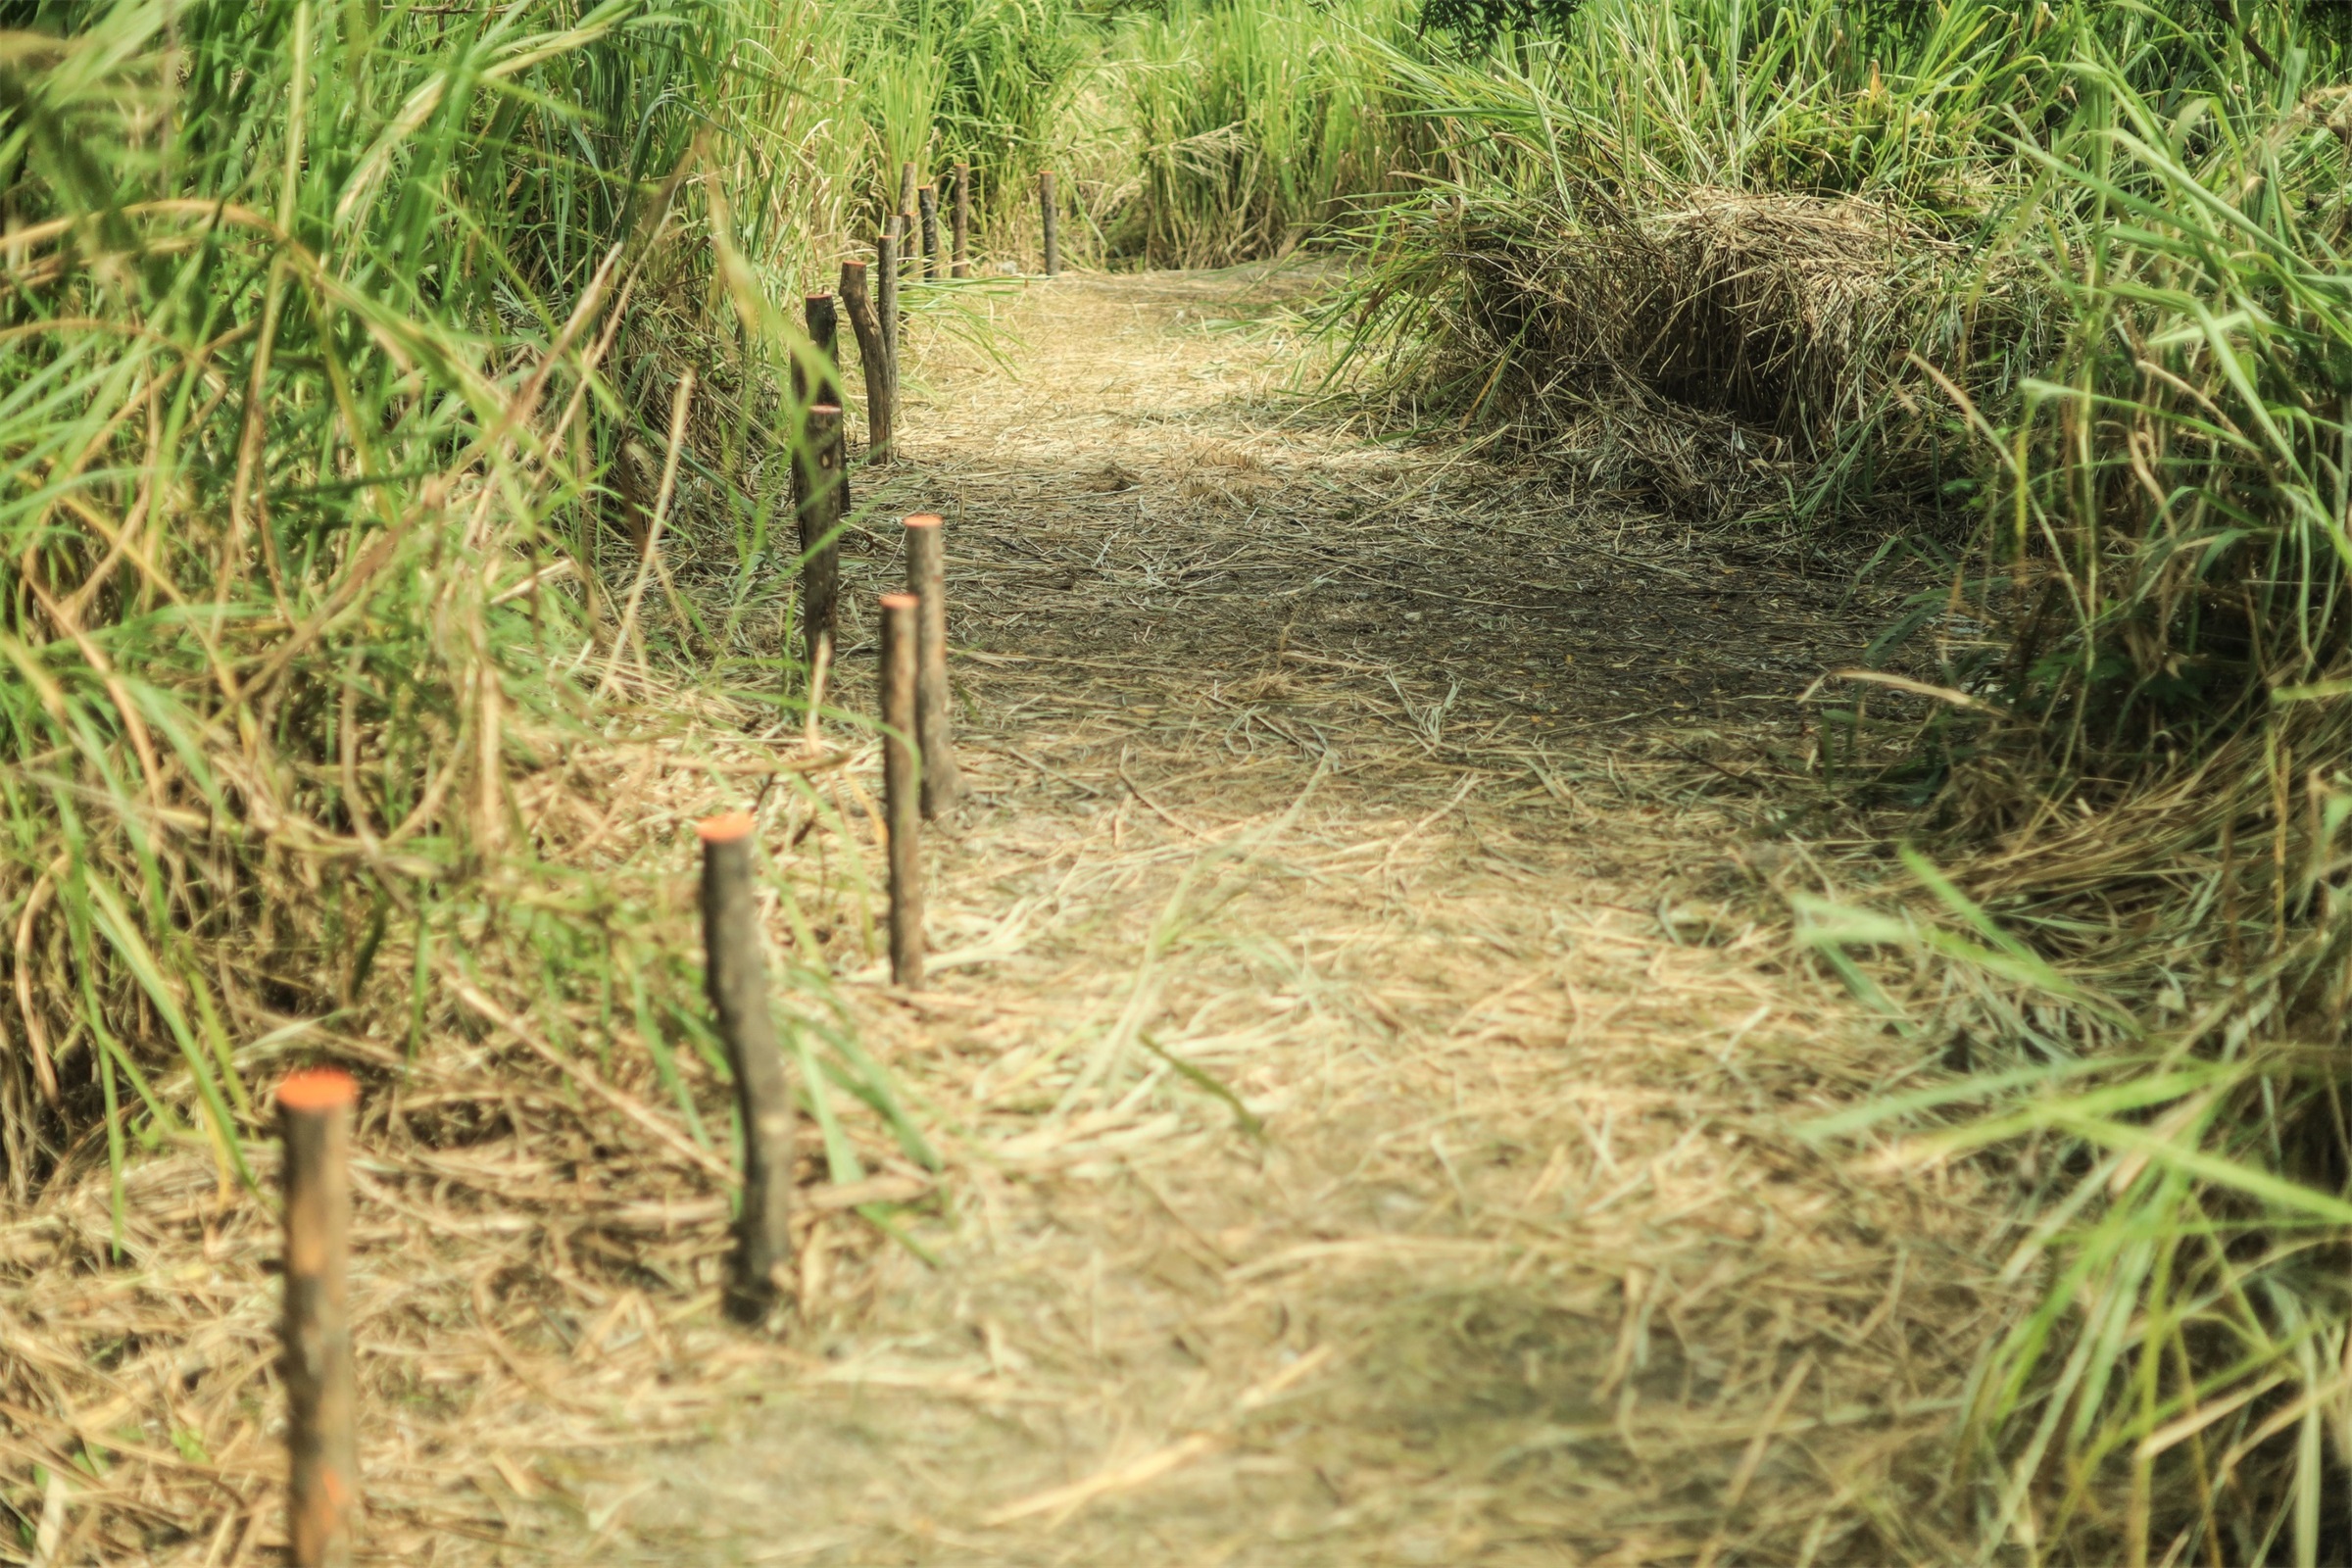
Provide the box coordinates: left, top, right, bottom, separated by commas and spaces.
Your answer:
1347, 184, 2004, 525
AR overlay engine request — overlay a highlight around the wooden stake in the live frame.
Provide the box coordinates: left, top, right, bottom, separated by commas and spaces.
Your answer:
1041, 170, 1059, 277
697, 813, 797, 1318
902, 514, 964, 817
899, 159, 917, 223
879, 592, 925, 987
878, 215, 904, 371
951, 162, 971, 279
793, 404, 843, 669
278, 1069, 359, 1568
801, 292, 841, 412
918, 184, 940, 281
840, 259, 892, 465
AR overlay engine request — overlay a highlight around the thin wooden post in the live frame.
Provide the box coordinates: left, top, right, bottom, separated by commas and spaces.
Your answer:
1041, 170, 1060, 277
840, 259, 892, 466
879, 593, 925, 987
899, 159, 917, 223
698, 812, 797, 1318
951, 162, 971, 279
279, 1068, 359, 1568
793, 405, 843, 669
918, 184, 940, 281
878, 215, 904, 370
902, 514, 965, 817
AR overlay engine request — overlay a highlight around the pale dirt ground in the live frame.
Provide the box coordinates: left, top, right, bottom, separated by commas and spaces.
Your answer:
520, 269, 2008, 1566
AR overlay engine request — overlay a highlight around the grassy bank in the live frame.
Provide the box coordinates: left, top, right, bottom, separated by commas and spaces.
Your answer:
1330, 1, 2352, 1559
0, 0, 979, 1549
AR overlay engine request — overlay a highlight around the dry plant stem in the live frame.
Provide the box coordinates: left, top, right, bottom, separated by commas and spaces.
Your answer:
952, 162, 971, 279
279, 1069, 359, 1568
919, 185, 940, 282
878, 592, 925, 987
877, 218, 904, 381
1040, 170, 1059, 276
698, 814, 797, 1319
794, 404, 843, 669
902, 514, 963, 816
840, 259, 892, 464
803, 629, 831, 754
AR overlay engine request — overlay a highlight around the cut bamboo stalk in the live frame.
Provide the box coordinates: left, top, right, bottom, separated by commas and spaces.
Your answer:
918, 184, 940, 281
1041, 170, 1059, 276
902, 514, 964, 817
279, 1068, 359, 1568
840, 259, 892, 465
879, 592, 925, 987
951, 162, 971, 279
793, 404, 843, 669
878, 215, 904, 371
697, 812, 797, 1317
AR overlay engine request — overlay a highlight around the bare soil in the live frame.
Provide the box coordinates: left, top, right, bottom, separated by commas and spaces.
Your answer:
551, 268, 2005, 1565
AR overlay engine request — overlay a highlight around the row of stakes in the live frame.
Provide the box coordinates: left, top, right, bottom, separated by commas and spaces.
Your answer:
265, 164, 1060, 1564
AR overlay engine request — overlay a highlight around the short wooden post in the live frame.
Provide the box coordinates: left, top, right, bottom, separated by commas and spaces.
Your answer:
878, 592, 925, 987
698, 813, 797, 1318
793, 404, 843, 670
899, 159, 917, 223
902, 514, 965, 817
1041, 170, 1060, 277
278, 1069, 359, 1568
840, 260, 892, 465
951, 162, 971, 279
878, 215, 904, 370
918, 184, 940, 281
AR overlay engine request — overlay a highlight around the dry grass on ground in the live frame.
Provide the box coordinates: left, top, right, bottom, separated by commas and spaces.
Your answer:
4, 268, 2007, 1566
576, 269, 2013, 1564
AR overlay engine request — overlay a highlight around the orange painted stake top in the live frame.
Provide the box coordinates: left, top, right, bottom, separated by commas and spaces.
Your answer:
698, 811, 758, 844
276, 1068, 358, 1111
880, 592, 919, 610
903, 513, 943, 530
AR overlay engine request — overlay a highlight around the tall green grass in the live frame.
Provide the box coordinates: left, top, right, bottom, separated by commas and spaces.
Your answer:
843, 0, 1087, 251
0, 0, 936, 1203
1106, 0, 1428, 267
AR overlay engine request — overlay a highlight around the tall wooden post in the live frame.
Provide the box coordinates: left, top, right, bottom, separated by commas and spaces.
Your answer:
902, 514, 965, 817
918, 184, 940, 282
879, 593, 925, 988
802, 292, 841, 412
951, 162, 971, 279
698, 812, 797, 1318
841, 259, 892, 466
279, 1069, 359, 1568
793, 405, 843, 670
1041, 170, 1060, 277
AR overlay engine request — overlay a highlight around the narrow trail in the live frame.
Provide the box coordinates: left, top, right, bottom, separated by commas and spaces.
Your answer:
592, 270, 1998, 1564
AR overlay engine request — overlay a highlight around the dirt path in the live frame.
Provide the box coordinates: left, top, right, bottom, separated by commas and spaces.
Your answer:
572, 269, 1995, 1565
